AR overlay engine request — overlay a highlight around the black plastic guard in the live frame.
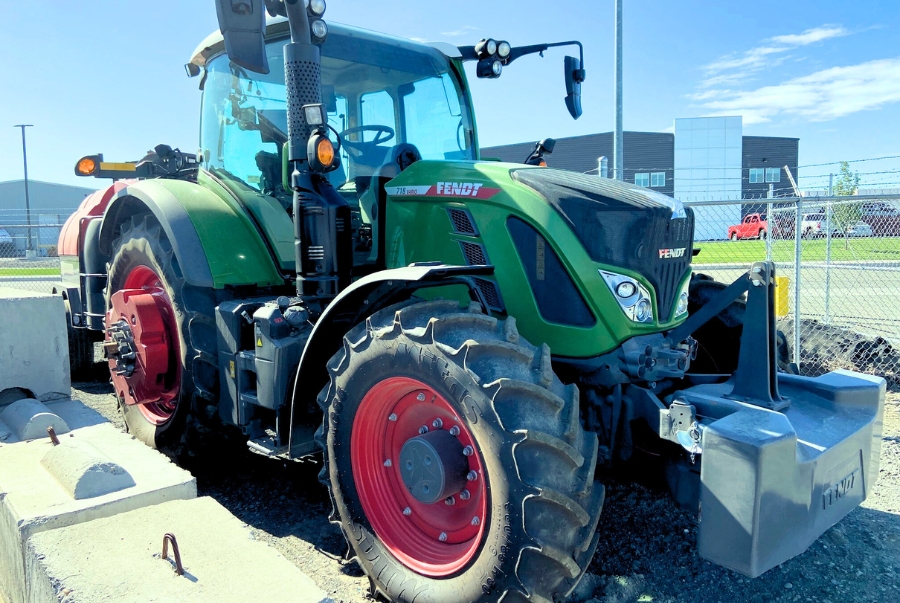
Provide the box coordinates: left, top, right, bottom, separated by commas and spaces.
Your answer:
286, 263, 493, 456
686, 370, 885, 577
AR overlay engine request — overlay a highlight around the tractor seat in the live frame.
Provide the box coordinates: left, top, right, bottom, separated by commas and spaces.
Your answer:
369, 143, 422, 222
361, 143, 422, 264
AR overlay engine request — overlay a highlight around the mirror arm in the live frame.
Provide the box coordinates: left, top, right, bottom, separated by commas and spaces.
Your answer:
456, 41, 584, 76
284, 0, 312, 45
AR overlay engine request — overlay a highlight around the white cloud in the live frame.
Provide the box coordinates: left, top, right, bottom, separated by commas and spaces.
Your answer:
440, 25, 477, 38
700, 26, 849, 87
697, 57, 900, 124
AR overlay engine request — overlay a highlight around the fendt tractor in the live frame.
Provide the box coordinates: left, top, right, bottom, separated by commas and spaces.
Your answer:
57, 1, 884, 601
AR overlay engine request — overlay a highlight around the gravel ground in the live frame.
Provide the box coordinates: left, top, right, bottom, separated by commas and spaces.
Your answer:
71, 378, 900, 603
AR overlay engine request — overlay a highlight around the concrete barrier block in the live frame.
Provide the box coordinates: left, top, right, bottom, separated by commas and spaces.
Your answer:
25, 497, 332, 603
0, 400, 69, 442
0, 288, 70, 401
0, 406, 195, 603
40, 439, 135, 500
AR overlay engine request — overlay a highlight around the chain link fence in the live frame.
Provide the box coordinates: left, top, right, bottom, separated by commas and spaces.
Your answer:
1, 196, 899, 388
0, 208, 68, 294
688, 193, 900, 389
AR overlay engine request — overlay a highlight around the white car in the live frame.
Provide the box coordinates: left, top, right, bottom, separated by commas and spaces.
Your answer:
0, 228, 15, 257
829, 221, 874, 238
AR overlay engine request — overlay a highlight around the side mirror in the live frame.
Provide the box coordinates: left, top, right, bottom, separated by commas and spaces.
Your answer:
214, 0, 269, 74
564, 56, 585, 119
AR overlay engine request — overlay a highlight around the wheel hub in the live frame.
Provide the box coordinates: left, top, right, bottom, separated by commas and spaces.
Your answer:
105, 319, 137, 377
350, 376, 488, 577
105, 265, 181, 425
399, 430, 469, 504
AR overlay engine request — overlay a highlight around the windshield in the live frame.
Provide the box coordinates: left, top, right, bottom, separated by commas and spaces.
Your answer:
200, 28, 475, 196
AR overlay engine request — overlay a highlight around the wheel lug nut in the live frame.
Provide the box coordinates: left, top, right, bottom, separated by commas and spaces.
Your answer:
417, 392, 426, 401
463, 445, 474, 456
388, 413, 397, 422
439, 532, 448, 542
471, 516, 480, 526
467, 470, 478, 481
449, 426, 460, 436
459, 489, 471, 500
383, 459, 392, 467
419, 426, 429, 434
445, 496, 455, 506
403, 507, 412, 516
432, 418, 443, 429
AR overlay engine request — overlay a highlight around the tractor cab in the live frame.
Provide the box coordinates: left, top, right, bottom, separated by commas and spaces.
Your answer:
195, 20, 476, 269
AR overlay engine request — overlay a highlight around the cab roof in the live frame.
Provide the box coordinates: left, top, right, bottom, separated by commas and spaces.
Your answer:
188, 15, 461, 70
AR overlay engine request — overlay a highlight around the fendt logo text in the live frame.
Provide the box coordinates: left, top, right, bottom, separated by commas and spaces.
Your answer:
658, 248, 686, 259
436, 182, 484, 196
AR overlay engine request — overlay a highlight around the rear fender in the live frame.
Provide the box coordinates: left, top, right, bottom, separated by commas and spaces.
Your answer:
98, 179, 284, 289
286, 263, 492, 456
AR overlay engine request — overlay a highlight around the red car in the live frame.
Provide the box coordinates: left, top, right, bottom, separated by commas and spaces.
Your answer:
728, 213, 768, 240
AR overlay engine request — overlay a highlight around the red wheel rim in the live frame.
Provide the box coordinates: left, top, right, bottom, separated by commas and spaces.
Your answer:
106, 265, 182, 425
351, 376, 488, 577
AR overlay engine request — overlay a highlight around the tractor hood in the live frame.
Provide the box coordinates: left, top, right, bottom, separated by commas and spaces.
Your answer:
510, 168, 694, 321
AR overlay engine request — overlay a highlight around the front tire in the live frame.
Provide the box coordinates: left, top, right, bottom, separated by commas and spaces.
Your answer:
730, 232, 738, 241
317, 299, 603, 603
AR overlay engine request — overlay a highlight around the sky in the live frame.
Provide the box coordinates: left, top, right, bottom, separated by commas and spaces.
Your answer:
1, 0, 899, 193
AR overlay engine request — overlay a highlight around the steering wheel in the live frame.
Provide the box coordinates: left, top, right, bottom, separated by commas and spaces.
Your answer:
340, 125, 395, 154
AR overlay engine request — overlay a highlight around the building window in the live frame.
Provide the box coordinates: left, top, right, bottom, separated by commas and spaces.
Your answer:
765, 168, 781, 183
749, 168, 765, 183
635, 173, 650, 187
650, 172, 665, 187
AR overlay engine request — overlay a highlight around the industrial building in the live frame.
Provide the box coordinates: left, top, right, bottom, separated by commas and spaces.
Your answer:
0, 180, 96, 256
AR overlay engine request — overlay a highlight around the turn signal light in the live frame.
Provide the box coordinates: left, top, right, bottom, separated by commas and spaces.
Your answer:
75, 155, 99, 176
307, 133, 338, 173
317, 138, 334, 166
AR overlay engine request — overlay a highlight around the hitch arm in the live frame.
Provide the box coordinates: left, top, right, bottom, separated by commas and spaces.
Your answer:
667, 262, 787, 411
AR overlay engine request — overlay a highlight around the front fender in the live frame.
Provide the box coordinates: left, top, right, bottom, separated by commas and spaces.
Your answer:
287, 263, 492, 456
98, 179, 284, 289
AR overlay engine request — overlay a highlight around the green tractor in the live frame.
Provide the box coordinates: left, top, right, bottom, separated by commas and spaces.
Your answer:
59, 1, 884, 601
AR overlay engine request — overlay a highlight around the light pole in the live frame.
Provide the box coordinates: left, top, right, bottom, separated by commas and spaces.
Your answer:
13, 124, 34, 258
613, 0, 623, 181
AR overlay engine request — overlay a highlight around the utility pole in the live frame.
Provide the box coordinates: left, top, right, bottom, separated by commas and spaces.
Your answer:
613, 0, 623, 181
13, 124, 34, 258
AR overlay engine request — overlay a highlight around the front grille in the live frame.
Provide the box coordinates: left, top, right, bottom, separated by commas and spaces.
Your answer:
646, 214, 694, 317
447, 208, 478, 235
459, 241, 488, 266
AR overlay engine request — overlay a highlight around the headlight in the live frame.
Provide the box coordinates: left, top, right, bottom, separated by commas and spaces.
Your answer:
615, 281, 636, 298
600, 270, 654, 323
498, 41, 511, 58
674, 278, 690, 318
491, 59, 502, 76
309, 0, 326, 15
486, 39, 497, 55
311, 19, 328, 39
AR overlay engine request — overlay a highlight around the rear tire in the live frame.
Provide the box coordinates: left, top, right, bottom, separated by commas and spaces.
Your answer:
730, 232, 738, 241
317, 299, 603, 603
106, 215, 222, 455
758, 229, 766, 240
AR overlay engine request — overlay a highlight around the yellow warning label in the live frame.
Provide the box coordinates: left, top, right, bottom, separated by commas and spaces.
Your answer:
257, 338, 263, 347
229, 360, 236, 378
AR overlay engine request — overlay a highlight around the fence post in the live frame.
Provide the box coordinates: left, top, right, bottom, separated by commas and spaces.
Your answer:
766, 185, 773, 261
825, 175, 833, 324
793, 199, 802, 366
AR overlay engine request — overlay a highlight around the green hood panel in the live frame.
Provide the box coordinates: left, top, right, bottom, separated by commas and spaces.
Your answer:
383, 160, 689, 358
141, 178, 285, 288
